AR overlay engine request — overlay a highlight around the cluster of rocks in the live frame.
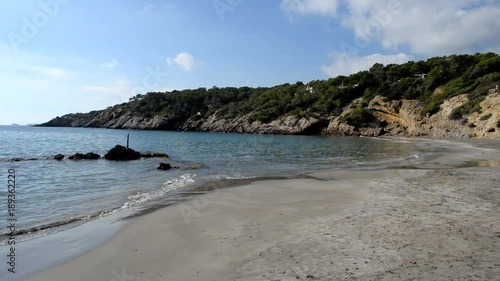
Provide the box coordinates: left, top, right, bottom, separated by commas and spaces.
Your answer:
51, 145, 169, 161
53, 152, 101, 160
48, 145, 179, 171
10, 144, 194, 172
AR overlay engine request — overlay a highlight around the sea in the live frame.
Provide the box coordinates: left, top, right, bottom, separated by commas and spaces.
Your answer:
0, 125, 494, 280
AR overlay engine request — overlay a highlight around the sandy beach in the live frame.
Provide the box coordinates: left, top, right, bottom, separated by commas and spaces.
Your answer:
24, 157, 500, 281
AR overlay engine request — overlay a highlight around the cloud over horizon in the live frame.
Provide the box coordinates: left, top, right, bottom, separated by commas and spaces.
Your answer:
281, 0, 500, 76
322, 52, 413, 77
341, 0, 500, 56
167, 52, 197, 72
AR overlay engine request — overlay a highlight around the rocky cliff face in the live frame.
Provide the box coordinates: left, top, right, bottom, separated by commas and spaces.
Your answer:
181, 114, 328, 135
40, 91, 500, 139
322, 90, 500, 139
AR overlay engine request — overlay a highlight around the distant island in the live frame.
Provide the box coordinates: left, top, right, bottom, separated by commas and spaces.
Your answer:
38, 53, 500, 139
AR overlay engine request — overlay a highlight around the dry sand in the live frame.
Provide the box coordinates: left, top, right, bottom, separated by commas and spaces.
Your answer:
24, 165, 500, 281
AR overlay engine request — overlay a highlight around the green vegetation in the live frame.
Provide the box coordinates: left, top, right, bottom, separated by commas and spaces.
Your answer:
41, 53, 499, 127
341, 104, 375, 127
449, 97, 485, 120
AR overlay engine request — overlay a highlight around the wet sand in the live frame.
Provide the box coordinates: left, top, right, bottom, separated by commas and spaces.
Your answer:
24, 165, 500, 281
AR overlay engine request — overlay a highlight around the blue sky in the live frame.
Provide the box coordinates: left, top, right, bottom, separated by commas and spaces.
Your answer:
1, 0, 499, 124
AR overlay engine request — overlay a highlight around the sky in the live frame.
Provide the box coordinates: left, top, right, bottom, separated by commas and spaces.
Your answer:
1, 0, 499, 125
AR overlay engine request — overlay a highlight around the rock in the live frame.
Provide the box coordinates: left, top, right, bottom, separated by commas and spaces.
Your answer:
359, 127, 383, 137
157, 163, 172, 170
68, 153, 84, 160
104, 145, 141, 160
11, 158, 23, 162
322, 118, 358, 136
83, 152, 101, 159
54, 154, 65, 160
68, 152, 101, 160
140, 152, 169, 158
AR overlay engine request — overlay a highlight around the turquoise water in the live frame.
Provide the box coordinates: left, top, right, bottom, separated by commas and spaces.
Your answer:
0, 125, 424, 244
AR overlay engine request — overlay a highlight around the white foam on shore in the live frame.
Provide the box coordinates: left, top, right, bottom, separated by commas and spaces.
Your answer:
121, 173, 197, 210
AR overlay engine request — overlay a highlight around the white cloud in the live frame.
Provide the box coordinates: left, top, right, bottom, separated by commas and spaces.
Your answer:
100, 59, 118, 68
341, 0, 500, 56
166, 52, 196, 71
322, 52, 413, 77
280, 1, 500, 56
281, 0, 340, 17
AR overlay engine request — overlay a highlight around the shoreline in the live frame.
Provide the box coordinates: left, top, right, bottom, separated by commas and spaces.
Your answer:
14, 137, 500, 280
24, 162, 500, 280
24, 176, 372, 281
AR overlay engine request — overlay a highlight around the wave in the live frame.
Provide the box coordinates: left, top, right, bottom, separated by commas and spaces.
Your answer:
0, 172, 198, 245
0, 214, 96, 245
120, 173, 197, 209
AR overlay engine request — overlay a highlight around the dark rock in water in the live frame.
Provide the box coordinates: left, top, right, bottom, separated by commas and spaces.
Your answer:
105, 145, 141, 161
68, 153, 85, 160
54, 154, 65, 160
11, 158, 23, 162
68, 152, 101, 160
157, 163, 172, 170
84, 152, 101, 159
140, 152, 169, 158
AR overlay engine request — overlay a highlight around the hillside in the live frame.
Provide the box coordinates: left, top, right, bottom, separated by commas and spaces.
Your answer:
39, 53, 500, 139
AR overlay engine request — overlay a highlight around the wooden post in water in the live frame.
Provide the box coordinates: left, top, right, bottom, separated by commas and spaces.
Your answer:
127, 134, 130, 149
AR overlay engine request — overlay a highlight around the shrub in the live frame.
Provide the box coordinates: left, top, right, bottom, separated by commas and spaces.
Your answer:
449, 97, 485, 120
480, 114, 492, 121
342, 105, 375, 127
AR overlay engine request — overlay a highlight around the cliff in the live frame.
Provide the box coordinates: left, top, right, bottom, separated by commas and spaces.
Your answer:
323, 90, 500, 139
38, 53, 500, 139
38, 90, 500, 139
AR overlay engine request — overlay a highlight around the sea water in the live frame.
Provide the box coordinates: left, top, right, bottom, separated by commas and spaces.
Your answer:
0, 125, 485, 280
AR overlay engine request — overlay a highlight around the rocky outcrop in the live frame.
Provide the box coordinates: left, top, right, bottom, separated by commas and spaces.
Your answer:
319, 90, 500, 139
182, 114, 329, 135
104, 145, 141, 161
323, 91, 499, 139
